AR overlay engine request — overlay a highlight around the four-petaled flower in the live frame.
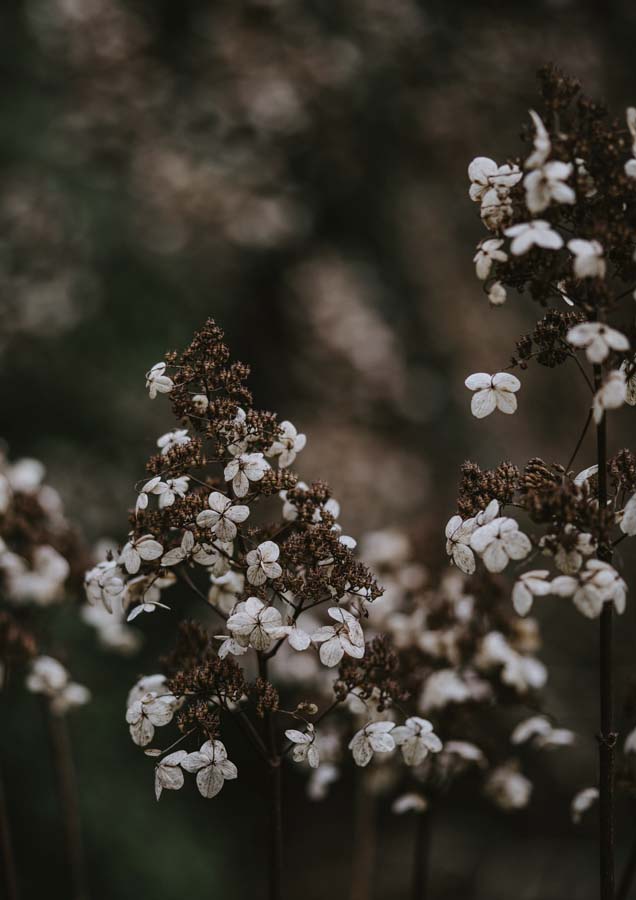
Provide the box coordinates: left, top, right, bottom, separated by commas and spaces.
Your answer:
512, 570, 551, 616
391, 717, 442, 766
285, 725, 320, 768
197, 492, 250, 541
267, 421, 307, 468
224, 452, 268, 497
121, 534, 164, 575
126, 692, 176, 746
182, 740, 238, 799
465, 372, 521, 419
349, 721, 396, 767
226, 596, 289, 651
524, 161, 575, 214
473, 239, 508, 280
157, 429, 191, 456
470, 517, 531, 573
312, 607, 364, 667
592, 369, 627, 424
468, 157, 522, 203
552, 560, 627, 618
566, 322, 629, 364
505, 220, 563, 255
444, 515, 477, 574
146, 362, 174, 399
155, 751, 187, 800
567, 239, 606, 279
245, 541, 282, 585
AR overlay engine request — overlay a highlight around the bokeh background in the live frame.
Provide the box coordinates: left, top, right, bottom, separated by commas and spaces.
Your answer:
2, 0, 636, 897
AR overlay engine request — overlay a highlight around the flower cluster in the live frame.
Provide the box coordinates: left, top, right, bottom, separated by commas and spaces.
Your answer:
0, 445, 90, 713
88, 321, 436, 802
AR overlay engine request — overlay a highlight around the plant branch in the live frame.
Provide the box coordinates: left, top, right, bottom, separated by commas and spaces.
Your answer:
44, 704, 89, 900
595, 362, 616, 900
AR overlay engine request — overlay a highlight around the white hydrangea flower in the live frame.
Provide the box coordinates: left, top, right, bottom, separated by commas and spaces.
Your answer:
126, 691, 176, 746
154, 751, 187, 800
571, 787, 599, 824
208, 571, 245, 614
182, 740, 238, 799
81, 602, 141, 655
84, 559, 126, 613
5, 544, 70, 607
553, 526, 595, 574
349, 721, 396, 767
488, 281, 507, 306
485, 761, 532, 811
511, 715, 575, 749
287, 624, 311, 651
474, 239, 508, 280
620, 493, 636, 536
624, 726, 636, 753
145, 362, 174, 399
157, 429, 191, 455
226, 596, 289, 651
552, 560, 627, 618
392, 793, 428, 814
312, 607, 365, 667
245, 540, 282, 585
505, 220, 563, 255
470, 517, 531, 573
191, 394, 209, 414
566, 321, 629, 364
512, 570, 551, 616
267, 421, 307, 468
625, 107, 636, 177
192, 539, 233, 574
26, 656, 90, 714
135, 475, 167, 514
444, 514, 477, 574
419, 669, 474, 712
593, 369, 627, 424
121, 534, 164, 575
285, 725, 320, 768
524, 161, 575, 214
391, 717, 442, 766
464, 372, 520, 418
160, 530, 195, 567
159, 477, 189, 509
525, 110, 551, 168
567, 239, 606, 279
125, 573, 174, 621
476, 632, 546, 693
196, 492, 250, 541
223, 452, 268, 497
468, 157, 522, 203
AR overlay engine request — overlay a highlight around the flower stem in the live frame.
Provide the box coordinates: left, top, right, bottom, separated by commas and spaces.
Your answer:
44, 703, 89, 900
0, 759, 19, 900
411, 806, 433, 900
595, 364, 616, 900
259, 655, 283, 900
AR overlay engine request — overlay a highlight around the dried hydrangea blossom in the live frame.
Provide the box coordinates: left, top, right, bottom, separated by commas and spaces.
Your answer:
457, 67, 636, 895
89, 319, 426, 898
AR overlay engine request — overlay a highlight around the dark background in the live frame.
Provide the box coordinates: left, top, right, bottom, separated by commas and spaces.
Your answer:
1, 1, 636, 897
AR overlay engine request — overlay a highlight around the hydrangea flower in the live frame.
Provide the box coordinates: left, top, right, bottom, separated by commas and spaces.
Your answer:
121, 534, 164, 575
620, 493, 636, 536
245, 540, 282, 585
525, 109, 551, 169
474, 239, 508, 280
444, 514, 477, 574
488, 281, 507, 306
157, 429, 191, 455
182, 740, 238, 799
567, 239, 606, 279
226, 596, 289, 652
485, 761, 532, 811
505, 220, 564, 255
196, 492, 250, 541
349, 721, 396, 767
468, 157, 522, 202
311, 607, 365, 667
552, 560, 627, 618
126, 691, 176, 746
470, 516, 531, 573
464, 372, 521, 418
566, 322, 629, 364
524, 161, 575, 214
267, 420, 307, 468
511, 570, 552, 616
571, 787, 599, 824
592, 369, 627, 424
146, 362, 174, 399
223, 452, 268, 497
84, 559, 126, 613
391, 717, 442, 766
285, 725, 320, 768
154, 751, 187, 800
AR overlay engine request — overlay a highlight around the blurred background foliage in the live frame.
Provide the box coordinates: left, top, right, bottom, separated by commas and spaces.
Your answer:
2, 0, 636, 897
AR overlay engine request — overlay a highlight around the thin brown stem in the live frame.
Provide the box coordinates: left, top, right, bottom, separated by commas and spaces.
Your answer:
566, 408, 594, 472
45, 704, 89, 900
0, 759, 19, 900
349, 774, 376, 900
411, 806, 433, 900
258, 655, 283, 900
595, 362, 616, 900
